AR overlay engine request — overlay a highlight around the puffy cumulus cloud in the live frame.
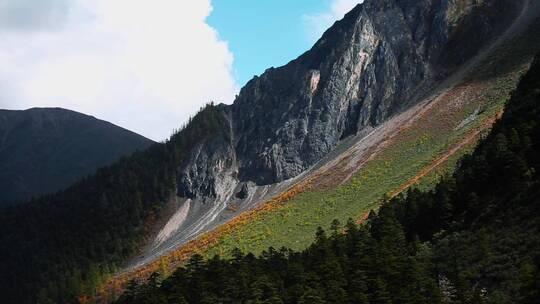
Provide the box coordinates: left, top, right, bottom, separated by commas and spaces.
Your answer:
303, 0, 363, 43
0, 0, 239, 141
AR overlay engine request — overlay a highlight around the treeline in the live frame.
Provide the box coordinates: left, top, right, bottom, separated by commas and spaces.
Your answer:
0, 104, 229, 303
115, 55, 540, 304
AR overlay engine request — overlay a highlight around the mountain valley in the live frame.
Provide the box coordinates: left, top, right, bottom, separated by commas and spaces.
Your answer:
1, 0, 540, 303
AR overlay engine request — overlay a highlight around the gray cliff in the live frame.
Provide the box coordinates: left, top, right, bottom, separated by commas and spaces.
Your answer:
124, 0, 540, 268
177, 0, 524, 200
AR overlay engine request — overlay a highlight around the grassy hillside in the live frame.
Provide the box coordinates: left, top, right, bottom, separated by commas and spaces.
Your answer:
98, 56, 531, 303
113, 52, 540, 304
98, 13, 540, 298
202, 70, 522, 257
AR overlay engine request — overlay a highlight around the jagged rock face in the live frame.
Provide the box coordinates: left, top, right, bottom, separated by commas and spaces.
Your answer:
176, 136, 231, 200
177, 114, 236, 202
177, 0, 524, 198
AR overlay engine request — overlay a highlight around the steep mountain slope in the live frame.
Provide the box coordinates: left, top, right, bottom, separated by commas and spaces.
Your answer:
1, 0, 539, 303
114, 53, 540, 303
102, 0, 540, 298
146, 0, 533, 267
0, 106, 233, 303
228, 0, 519, 184
189, 0, 523, 190
0, 108, 154, 205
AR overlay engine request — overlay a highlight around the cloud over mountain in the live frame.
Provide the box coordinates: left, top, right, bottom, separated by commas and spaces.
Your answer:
0, 0, 239, 141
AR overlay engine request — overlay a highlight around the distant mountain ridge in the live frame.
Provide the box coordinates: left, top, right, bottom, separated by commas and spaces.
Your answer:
0, 107, 154, 205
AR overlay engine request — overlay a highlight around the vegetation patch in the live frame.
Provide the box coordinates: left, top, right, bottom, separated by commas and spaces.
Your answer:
97, 57, 532, 303
97, 68, 526, 303
202, 70, 523, 258
113, 56, 540, 303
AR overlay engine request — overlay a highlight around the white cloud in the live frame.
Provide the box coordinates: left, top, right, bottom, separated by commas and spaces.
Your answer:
0, 0, 239, 141
0, 0, 69, 31
303, 0, 363, 43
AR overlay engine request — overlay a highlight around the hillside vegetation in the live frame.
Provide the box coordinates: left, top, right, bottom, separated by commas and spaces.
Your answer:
0, 108, 153, 205
99, 26, 540, 297
0, 105, 228, 303
2, 2, 538, 302
114, 54, 540, 304
204, 72, 518, 257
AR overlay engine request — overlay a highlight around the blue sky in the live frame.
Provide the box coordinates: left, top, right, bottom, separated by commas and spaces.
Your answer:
209, 0, 361, 86
209, 1, 328, 86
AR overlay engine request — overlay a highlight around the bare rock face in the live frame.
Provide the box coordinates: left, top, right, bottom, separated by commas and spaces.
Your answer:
177, 124, 235, 202
135, 0, 534, 259
177, 0, 524, 200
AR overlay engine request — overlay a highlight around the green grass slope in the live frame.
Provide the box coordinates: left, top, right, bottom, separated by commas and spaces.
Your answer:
99, 15, 540, 300
203, 70, 523, 258
114, 52, 540, 304
198, 15, 540, 257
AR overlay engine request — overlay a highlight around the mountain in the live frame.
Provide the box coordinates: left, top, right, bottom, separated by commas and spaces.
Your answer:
150, 0, 536, 264
1, 0, 540, 303
115, 53, 540, 303
0, 108, 154, 205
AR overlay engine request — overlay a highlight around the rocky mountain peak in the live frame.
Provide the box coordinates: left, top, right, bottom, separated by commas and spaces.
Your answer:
219, 0, 523, 186
152, 0, 527, 261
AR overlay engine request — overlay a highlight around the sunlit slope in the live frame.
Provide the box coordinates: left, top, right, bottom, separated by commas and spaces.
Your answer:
204, 71, 520, 256
97, 62, 529, 302
95, 2, 540, 300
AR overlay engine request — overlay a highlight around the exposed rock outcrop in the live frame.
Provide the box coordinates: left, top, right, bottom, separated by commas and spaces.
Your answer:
178, 0, 524, 199
139, 0, 531, 263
